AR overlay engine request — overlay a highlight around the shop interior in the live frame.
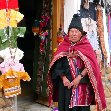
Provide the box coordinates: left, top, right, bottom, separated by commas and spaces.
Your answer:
17, 0, 43, 101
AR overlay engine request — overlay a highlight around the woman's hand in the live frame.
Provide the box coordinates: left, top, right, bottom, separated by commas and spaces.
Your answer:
61, 75, 70, 87
69, 75, 82, 89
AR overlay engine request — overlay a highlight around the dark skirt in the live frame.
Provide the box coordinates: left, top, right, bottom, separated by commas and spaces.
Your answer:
58, 79, 91, 111
58, 79, 72, 111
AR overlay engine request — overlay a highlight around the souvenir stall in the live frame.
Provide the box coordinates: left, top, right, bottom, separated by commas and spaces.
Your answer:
0, 0, 31, 110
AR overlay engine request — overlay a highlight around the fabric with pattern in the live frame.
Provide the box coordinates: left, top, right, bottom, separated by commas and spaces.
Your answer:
0, 69, 31, 98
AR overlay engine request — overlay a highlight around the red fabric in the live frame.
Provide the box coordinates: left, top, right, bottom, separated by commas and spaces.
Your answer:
47, 35, 106, 110
0, 0, 18, 9
69, 84, 94, 107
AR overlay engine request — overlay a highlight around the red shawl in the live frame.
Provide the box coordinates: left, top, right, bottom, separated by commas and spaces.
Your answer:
47, 35, 106, 110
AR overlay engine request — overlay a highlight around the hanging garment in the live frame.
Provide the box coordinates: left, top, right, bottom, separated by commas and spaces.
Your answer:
96, 5, 107, 59
81, 17, 102, 69
81, 17, 100, 50
0, 9, 24, 29
0, 58, 25, 74
0, 27, 26, 50
0, 47, 24, 61
0, 0, 18, 9
0, 69, 31, 98
80, 2, 96, 21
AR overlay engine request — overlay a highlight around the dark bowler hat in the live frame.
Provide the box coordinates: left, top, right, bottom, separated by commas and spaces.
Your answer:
68, 14, 87, 35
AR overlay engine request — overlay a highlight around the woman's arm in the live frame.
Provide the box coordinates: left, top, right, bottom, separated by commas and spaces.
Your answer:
78, 68, 87, 78
60, 75, 70, 87
69, 68, 87, 89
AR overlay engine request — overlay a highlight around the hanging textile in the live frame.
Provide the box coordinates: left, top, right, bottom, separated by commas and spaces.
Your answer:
80, 2, 96, 21
64, 0, 81, 33
0, 0, 18, 9
96, 5, 107, 59
102, 8, 110, 64
0, 27, 26, 50
81, 17, 100, 50
0, 9, 24, 29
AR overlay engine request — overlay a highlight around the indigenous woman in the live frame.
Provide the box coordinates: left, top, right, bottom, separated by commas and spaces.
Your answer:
47, 14, 106, 111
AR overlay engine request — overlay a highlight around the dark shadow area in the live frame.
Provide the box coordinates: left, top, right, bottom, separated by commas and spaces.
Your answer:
17, 0, 43, 100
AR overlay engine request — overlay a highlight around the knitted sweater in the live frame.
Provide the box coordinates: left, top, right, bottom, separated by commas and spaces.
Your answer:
0, 69, 31, 98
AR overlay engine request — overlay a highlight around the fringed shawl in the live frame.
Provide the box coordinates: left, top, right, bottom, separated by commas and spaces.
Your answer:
47, 35, 106, 110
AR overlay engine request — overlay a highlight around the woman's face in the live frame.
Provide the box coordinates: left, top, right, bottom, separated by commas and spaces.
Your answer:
68, 28, 82, 43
